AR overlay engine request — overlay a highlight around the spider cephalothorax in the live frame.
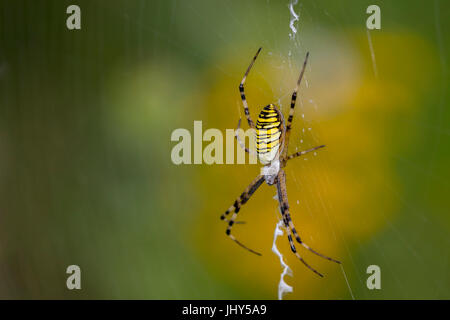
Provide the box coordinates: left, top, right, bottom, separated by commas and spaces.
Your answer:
220, 48, 340, 277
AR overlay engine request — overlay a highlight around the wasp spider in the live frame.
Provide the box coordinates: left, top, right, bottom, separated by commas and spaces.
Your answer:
220, 48, 341, 277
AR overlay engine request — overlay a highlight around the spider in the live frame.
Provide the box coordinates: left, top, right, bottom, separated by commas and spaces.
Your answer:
220, 48, 341, 277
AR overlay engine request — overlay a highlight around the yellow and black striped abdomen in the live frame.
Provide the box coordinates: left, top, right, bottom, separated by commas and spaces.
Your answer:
256, 104, 282, 164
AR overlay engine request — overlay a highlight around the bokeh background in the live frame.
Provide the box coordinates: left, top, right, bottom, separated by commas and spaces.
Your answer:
0, 0, 449, 299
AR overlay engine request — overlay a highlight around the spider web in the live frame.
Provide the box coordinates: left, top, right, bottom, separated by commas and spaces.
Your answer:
176, 0, 448, 299
106, 0, 449, 299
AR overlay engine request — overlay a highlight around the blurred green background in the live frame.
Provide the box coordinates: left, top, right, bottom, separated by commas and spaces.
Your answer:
0, 0, 449, 299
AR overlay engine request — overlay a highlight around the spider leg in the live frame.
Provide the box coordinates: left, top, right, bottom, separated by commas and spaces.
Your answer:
276, 169, 324, 277
221, 217, 246, 224
221, 175, 265, 256
286, 209, 341, 264
278, 170, 341, 265
220, 174, 264, 221
282, 213, 324, 277
235, 118, 257, 155
283, 52, 309, 158
287, 145, 325, 160
239, 47, 262, 129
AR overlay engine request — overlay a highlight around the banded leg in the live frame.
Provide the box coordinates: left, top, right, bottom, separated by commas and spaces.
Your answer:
235, 118, 257, 155
221, 175, 265, 255
276, 169, 324, 277
281, 212, 324, 277
278, 169, 341, 263
239, 47, 262, 129
285, 208, 341, 264
287, 145, 325, 160
283, 52, 309, 158
278, 170, 341, 276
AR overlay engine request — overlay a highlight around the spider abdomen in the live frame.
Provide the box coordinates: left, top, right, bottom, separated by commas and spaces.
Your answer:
256, 104, 282, 165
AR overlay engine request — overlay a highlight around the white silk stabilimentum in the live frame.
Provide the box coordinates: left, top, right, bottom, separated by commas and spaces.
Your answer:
272, 218, 293, 300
